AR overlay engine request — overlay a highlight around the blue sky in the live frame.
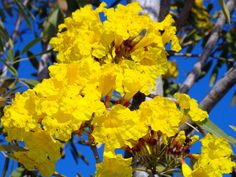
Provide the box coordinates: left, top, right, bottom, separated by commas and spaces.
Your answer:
0, 0, 236, 176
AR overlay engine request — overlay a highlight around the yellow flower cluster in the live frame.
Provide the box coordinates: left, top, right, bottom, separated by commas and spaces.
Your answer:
192, 0, 213, 29
2, 59, 106, 176
92, 95, 208, 157
96, 153, 132, 177
50, 2, 181, 97
163, 61, 178, 79
174, 93, 208, 122
1, 2, 223, 177
182, 134, 236, 177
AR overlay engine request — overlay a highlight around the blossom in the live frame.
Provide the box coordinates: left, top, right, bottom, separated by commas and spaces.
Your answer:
96, 153, 132, 177
174, 93, 208, 122
139, 96, 183, 137
163, 61, 178, 78
1, 2, 183, 176
2, 90, 41, 141
92, 105, 146, 155
50, 2, 181, 98
12, 131, 62, 177
181, 134, 235, 177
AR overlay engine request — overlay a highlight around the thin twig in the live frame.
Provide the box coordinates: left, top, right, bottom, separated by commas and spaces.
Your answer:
90, 144, 100, 163
179, 0, 235, 93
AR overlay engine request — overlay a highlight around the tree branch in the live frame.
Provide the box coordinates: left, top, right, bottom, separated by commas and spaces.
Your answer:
132, 0, 160, 21
180, 66, 236, 133
158, 0, 170, 21
175, 0, 194, 30
200, 66, 236, 112
179, 0, 235, 94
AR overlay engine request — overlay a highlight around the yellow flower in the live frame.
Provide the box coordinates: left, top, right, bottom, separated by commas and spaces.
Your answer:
181, 134, 235, 177
174, 93, 208, 122
163, 61, 178, 79
96, 153, 132, 177
175, 131, 186, 145
188, 99, 208, 122
50, 3, 106, 63
50, 2, 181, 97
2, 90, 41, 141
13, 131, 62, 177
92, 105, 146, 155
139, 96, 183, 137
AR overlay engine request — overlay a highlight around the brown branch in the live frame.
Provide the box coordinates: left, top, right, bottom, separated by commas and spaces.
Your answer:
90, 144, 100, 163
200, 66, 236, 112
175, 0, 194, 30
179, 0, 235, 94
180, 66, 236, 133
158, 0, 170, 21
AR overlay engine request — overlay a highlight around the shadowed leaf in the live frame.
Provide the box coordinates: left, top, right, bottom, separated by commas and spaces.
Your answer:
22, 37, 41, 55
27, 51, 39, 69
199, 118, 236, 145
14, 0, 32, 30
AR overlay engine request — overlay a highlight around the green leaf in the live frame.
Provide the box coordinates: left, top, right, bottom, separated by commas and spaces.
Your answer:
10, 167, 25, 177
13, 50, 20, 70
0, 38, 3, 52
20, 78, 39, 88
14, 0, 32, 30
0, 144, 27, 152
42, 7, 61, 40
218, 0, 231, 23
229, 125, 236, 132
22, 37, 41, 55
0, 58, 18, 76
7, 48, 14, 61
27, 51, 39, 69
0, 78, 16, 94
199, 119, 236, 145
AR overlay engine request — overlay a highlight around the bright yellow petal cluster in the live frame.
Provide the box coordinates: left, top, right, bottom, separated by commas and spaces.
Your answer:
1, 59, 107, 176
50, 2, 181, 98
139, 96, 183, 137
192, 0, 213, 29
1, 3, 207, 177
13, 131, 62, 177
96, 153, 132, 177
163, 61, 178, 79
174, 93, 208, 122
92, 105, 147, 154
49, 3, 106, 63
182, 134, 235, 177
